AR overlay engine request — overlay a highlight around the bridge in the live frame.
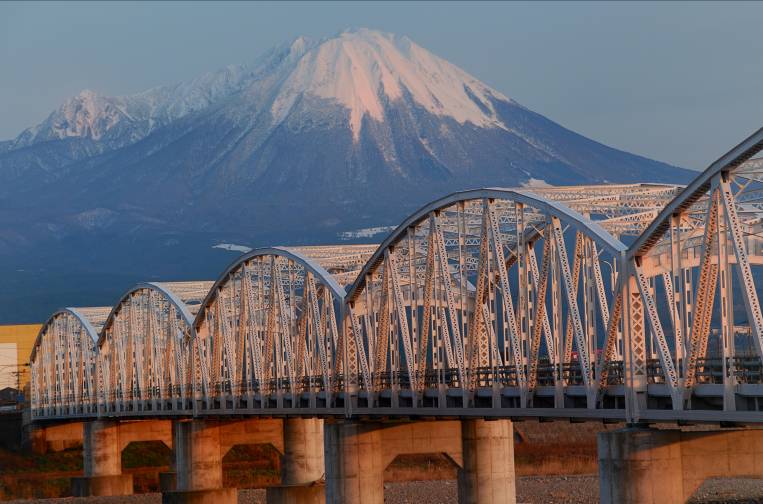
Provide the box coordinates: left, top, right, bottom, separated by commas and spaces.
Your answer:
26, 128, 763, 503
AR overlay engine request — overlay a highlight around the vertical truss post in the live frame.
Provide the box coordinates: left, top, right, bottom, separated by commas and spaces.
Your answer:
720, 175, 763, 406
550, 231, 564, 407
583, 238, 597, 384
516, 203, 530, 385
669, 213, 686, 373
468, 207, 491, 381
551, 218, 592, 403
634, 262, 680, 408
487, 202, 526, 399
432, 213, 467, 388
623, 264, 647, 423
715, 191, 736, 411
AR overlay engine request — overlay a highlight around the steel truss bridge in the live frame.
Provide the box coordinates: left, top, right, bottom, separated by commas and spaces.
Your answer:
30, 128, 763, 425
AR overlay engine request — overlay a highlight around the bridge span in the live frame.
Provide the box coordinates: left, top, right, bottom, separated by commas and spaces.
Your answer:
26, 128, 763, 503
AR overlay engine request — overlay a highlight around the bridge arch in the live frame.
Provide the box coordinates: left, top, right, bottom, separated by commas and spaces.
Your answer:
30, 307, 111, 418
343, 188, 627, 409
96, 281, 213, 414
623, 128, 763, 412
193, 246, 372, 410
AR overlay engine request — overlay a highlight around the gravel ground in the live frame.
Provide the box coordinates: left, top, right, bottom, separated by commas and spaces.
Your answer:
382, 477, 598, 504
5, 476, 763, 503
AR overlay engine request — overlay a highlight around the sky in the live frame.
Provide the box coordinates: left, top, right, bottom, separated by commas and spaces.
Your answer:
1, 1, 761, 170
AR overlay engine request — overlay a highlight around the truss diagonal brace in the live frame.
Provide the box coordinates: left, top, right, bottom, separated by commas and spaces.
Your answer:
720, 179, 763, 361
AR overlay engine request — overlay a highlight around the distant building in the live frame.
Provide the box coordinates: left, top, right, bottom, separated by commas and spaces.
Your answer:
0, 324, 41, 390
0, 387, 18, 404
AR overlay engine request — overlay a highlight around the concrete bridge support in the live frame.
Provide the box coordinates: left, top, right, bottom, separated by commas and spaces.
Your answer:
458, 420, 516, 504
71, 420, 133, 497
70, 419, 172, 497
162, 418, 285, 504
29, 421, 84, 454
325, 420, 385, 504
325, 419, 515, 504
266, 418, 325, 504
163, 419, 236, 504
599, 426, 763, 504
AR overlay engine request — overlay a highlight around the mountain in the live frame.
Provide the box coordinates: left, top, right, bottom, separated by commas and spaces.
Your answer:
0, 28, 692, 323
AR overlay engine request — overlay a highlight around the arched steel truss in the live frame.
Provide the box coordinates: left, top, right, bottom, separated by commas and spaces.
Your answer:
625, 128, 763, 421
343, 189, 627, 412
28, 129, 763, 424
192, 247, 368, 412
96, 281, 212, 415
30, 307, 111, 417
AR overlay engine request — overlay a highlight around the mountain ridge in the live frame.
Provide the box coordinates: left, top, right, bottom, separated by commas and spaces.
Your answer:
0, 28, 693, 323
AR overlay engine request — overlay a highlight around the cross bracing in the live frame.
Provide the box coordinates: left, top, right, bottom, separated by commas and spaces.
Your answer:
29, 128, 763, 424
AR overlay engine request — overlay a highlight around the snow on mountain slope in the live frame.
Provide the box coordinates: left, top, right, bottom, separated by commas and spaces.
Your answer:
1, 37, 315, 153
0, 28, 696, 324
271, 28, 509, 140
0, 28, 694, 259
5, 65, 256, 151
2, 29, 510, 149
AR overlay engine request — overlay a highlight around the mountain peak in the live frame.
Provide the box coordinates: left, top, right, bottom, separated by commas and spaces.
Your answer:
271, 28, 511, 141
0, 29, 690, 311
75, 88, 100, 100
7, 29, 512, 147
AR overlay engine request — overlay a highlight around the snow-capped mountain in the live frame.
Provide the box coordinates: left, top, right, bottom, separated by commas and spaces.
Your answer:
0, 28, 692, 323
269, 30, 511, 140
0, 38, 312, 174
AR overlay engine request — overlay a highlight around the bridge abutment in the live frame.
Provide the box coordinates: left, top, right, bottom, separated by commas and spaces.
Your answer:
599, 426, 763, 503
71, 420, 133, 497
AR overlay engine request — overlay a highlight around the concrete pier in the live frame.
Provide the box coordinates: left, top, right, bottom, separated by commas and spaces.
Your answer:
458, 419, 516, 504
282, 418, 324, 484
325, 421, 385, 504
266, 418, 325, 504
163, 419, 236, 504
325, 419, 512, 504
71, 420, 133, 497
598, 426, 763, 504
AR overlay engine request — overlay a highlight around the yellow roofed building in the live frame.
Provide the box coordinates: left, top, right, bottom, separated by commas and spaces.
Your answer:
0, 324, 41, 391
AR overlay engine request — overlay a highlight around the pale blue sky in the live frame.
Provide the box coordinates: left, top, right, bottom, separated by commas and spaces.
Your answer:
1, 1, 761, 169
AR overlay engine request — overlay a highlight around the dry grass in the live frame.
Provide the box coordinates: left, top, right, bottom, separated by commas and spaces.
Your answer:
514, 441, 598, 476
384, 438, 599, 482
